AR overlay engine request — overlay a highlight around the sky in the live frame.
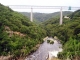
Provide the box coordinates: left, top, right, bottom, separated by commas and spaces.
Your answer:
0, 0, 80, 13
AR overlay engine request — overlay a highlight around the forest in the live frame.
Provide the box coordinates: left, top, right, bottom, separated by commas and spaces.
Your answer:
0, 4, 46, 59
20, 11, 72, 23
42, 9, 80, 60
0, 3, 80, 60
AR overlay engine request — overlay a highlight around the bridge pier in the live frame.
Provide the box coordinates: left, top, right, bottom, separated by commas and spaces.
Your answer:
60, 7, 63, 25
30, 7, 33, 22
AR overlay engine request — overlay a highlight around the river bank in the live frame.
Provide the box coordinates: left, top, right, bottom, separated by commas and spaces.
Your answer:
47, 57, 60, 60
0, 43, 41, 60
25, 38, 62, 60
0, 37, 62, 60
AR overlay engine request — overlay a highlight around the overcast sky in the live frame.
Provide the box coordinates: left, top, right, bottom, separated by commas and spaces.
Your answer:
0, 0, 80, 13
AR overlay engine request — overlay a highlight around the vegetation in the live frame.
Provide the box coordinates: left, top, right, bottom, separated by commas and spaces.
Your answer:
0, 4, 46, 59
47, 40, 54, 44
20, 11, 72, 23
42, 9, 80, 59
0, 3, 80, 60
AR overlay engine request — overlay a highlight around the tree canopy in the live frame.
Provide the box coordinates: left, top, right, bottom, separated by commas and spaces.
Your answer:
0, 4, 46, 59
42, 9, 80, 59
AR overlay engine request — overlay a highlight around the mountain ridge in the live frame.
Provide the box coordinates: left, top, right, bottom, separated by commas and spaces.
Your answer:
20, 11, 72, 23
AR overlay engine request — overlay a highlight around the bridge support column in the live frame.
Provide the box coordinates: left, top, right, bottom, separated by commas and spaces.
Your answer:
60, 7, 63, 25
30, 7, 33, 22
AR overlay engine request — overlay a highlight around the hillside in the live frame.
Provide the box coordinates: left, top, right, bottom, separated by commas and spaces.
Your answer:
20, 11, 72, 23
42, 10, 80, 60
0, 4, 46, 59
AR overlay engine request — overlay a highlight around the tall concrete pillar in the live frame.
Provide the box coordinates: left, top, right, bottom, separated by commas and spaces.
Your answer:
30, 7, 33, 22
60, 7, 63, 25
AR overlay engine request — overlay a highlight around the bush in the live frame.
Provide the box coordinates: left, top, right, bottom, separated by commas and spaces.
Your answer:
47, 40, 54, 44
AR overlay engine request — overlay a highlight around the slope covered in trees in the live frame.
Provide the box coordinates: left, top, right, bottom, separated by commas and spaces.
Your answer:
0, 4, 46, 59
20, 11, 72, 23
42, 10, 80, 60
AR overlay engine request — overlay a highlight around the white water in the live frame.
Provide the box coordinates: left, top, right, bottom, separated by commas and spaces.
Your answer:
25, 38, 62, 60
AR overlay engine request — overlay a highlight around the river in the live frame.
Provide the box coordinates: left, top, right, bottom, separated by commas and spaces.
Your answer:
25, 37, 62, 60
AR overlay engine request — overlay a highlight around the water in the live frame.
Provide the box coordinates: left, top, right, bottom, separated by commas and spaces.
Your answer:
25, 38, 62, 60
